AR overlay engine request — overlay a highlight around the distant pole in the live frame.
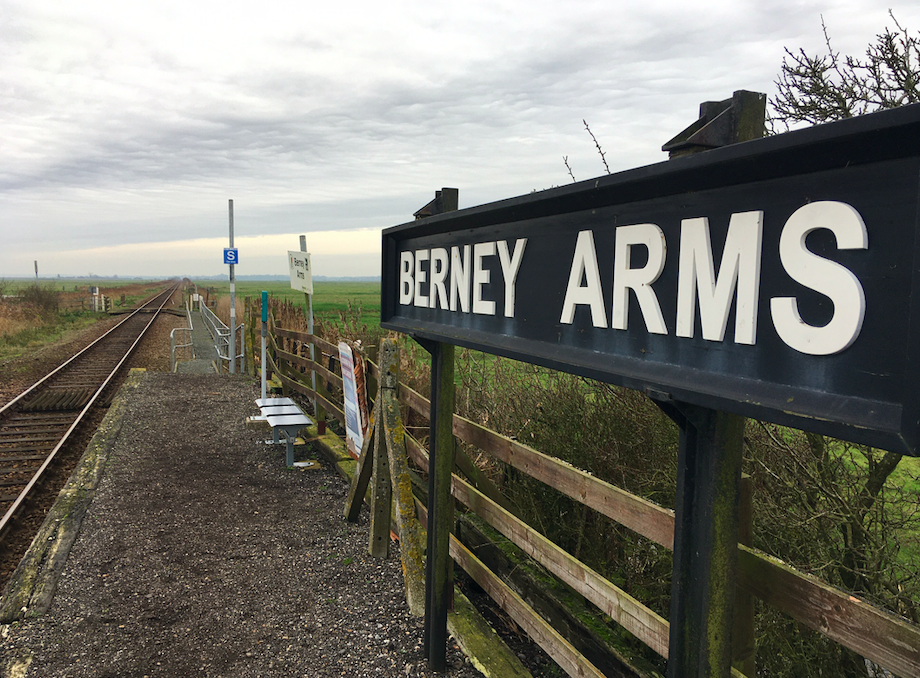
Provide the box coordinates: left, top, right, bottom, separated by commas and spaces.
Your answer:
229, 199, 236, 374
261, 290, 268, 401
34, 261, 38, 280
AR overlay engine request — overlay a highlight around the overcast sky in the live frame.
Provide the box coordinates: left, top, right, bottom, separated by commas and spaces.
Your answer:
2, 0, 918, 279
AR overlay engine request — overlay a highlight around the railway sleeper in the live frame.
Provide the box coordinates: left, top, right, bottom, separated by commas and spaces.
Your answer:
0, 445, 56, 455
0, 479, 34, 488
0, 464, 38, 485
1, 417, 75, 428
0, 455, 54, 463
20, 388, 94, 412
0, 434, 66, 445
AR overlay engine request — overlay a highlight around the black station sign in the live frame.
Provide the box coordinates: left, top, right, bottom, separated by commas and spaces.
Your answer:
381, 105, 920, 455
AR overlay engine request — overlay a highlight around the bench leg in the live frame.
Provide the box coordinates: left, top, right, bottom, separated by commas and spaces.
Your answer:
286, 434, 295, 467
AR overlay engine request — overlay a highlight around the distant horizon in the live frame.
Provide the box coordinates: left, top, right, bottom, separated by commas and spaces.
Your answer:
4, 274, 381, 282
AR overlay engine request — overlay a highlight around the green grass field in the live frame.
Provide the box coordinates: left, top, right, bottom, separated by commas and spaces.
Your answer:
203, 280, 381, 325
3, 278, 167, 293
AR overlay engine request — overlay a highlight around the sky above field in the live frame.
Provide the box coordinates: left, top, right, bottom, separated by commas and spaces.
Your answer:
3, 1, 919, 279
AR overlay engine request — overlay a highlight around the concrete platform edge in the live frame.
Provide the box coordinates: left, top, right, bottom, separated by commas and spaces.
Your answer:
0, 368, 148, 624
308, 423, 531, 678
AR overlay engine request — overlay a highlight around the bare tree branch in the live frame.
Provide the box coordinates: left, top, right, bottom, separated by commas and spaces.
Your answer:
582, 119, 610, 174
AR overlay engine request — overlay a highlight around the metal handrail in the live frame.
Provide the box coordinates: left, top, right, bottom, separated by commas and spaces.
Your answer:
200, 302, 245, 373
169, 301, 194, 371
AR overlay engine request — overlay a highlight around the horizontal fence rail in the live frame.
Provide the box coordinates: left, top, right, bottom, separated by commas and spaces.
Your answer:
396, 378, 920, 678
251, 302, 920, 678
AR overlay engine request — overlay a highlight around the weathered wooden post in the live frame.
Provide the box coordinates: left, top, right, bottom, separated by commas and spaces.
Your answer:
380, 338, 426, 615
424, 340, 456, 670
657, 90, 765, 677
344, 338, 426, 613
733, 473, 755, 677
369, 411, 392, 557
652, 401, 744, 676
407, 188, 461, 671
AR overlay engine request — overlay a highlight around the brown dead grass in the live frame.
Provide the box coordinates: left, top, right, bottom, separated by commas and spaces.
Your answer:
215, 296, 244, 328
0, 301, 43, 338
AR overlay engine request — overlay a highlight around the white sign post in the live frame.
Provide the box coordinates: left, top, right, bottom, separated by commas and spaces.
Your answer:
290, 239, 322, 431
288, 250, 313, 294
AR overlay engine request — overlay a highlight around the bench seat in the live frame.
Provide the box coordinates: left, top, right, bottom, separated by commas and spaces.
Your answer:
254, 397, 313, 466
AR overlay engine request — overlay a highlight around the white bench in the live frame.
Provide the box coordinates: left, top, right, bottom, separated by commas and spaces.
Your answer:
255, 398, 313, 466
255, 397, 296, 409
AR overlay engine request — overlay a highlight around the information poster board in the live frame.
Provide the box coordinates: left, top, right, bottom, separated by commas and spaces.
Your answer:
339, 342, 364, 456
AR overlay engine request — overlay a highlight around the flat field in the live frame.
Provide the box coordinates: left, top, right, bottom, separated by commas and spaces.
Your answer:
4, 278, 164, 293
202, 280, 381, 327
0, 279, 174, 361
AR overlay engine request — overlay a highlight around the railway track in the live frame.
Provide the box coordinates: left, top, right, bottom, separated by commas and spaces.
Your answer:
0, 283, 180, 547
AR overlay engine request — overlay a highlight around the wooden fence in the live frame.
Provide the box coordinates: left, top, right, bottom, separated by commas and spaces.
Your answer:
247, 301, 920, 678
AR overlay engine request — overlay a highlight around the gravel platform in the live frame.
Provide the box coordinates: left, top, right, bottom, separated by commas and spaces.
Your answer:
0, 372, 481, 678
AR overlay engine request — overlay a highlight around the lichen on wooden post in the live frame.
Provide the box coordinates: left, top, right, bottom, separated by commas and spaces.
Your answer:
733, 473, 755, 677
426, 340, 456, 671
379, 338, 426, 615
369, 402, 392, 558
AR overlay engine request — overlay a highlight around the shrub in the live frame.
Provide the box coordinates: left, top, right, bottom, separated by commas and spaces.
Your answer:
19, 283, 59, 318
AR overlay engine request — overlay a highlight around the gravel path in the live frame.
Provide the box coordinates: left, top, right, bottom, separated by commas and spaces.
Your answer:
1, 372, 481, 678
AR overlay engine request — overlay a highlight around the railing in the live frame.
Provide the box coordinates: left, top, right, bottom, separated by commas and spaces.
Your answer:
169, 301, 194, 372
254, 310, 920, 678
200, 301, 245, 373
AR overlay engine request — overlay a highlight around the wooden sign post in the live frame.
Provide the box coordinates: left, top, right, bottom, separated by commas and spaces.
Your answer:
409, 188, 459, 671
657, 90, 763, 677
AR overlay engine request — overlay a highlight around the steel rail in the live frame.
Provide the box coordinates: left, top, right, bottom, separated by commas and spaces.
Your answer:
0, 286, 176, 419
0, 283, 179, 542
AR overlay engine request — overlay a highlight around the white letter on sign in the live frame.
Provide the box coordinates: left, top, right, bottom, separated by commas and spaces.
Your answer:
473, 242, 496, 315
771, 201, 867, 355
430, 247, 449, 310
414, 249, 429, 308
676, 211, 763, 344
497, 239, 527, 318
560, 230, 607, 328
612, 223, 667, 334
450, 245, 471, 313
400, 251, 414, 305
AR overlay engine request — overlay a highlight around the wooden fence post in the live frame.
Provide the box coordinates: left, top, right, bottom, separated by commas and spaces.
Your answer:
369, 411, 392, 558
733, 473, 755, 677
379, 338, 426, 615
